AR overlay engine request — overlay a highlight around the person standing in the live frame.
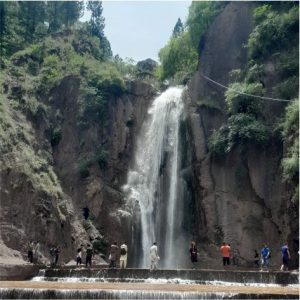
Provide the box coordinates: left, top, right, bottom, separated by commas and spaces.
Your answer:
232, 247, 240, 266
76, 248, 82, 266
34, 241, 40, 264
109, 242, 119, 268
49, 247, 56, 267
86, 244, 93, 267
54, 247, 60, 266
220, 242, 231, 266
280, 242, 291, 271
120, 241, 128, 269
150, 242, 159, 271
254, 249, 260, 267
27, 241, 34, 263
261, 244, 270, 270
189, 241, 198, 269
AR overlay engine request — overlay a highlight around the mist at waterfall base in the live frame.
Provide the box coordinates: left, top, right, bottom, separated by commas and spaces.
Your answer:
123, 86, 191, 269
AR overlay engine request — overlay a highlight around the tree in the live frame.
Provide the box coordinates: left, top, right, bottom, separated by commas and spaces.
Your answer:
0, 2, 6, 59
61, 1, 84, 27
47, 1, 63, 32
0, 2, 26, 56
172, 18, 184, 37
47, 1, 84, 32
158, 31, 197, 81
186, 2, 226, 48
18, 1, 47, 41
87, 1, 112, 58
87, 1, 105, 38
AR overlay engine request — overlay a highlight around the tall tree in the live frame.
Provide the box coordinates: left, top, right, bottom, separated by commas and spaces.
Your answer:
61, 1, 84, 27
0, 1, 6, 60
47, 1, 63, 32
0, 2, 26, 56
87, 1, 105, 38
87, 1, 112, 58
172, 18, 184, 37
19, 1, 47, 41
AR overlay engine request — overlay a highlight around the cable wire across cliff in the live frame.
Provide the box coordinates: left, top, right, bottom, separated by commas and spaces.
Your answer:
200, 73, 295, 103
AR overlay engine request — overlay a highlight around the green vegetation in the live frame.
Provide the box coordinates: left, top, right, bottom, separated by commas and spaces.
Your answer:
158, 31, 198, 84
280, 101, 299, 194
206, 3, 299, 200
95, 149, 109, 169
157, 2, 226, 83
76, 146, 109, 178
50, 127, 62, 147
208, 114, 270, 156
1, 0, 122, 184
225, 82, 263, 116
208, 3, 298, 152
77, 159, 91, 179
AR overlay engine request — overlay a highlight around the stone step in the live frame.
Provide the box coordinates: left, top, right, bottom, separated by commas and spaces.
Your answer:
40, 268, 299, 285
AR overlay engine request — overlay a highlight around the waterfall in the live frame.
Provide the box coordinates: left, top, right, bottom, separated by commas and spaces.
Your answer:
123, 86, 186, 268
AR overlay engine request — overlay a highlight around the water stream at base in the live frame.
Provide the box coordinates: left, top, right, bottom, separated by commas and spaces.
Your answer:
123, 86, 187, 268
0, 288, 234, 299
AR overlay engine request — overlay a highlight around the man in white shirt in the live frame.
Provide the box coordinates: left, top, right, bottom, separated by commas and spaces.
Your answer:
120, 241, 128, 268
150, 242, 159, 271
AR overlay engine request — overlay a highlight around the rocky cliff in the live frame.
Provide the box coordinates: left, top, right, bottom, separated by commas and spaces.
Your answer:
186, 2, 298, 267
0, 68, 156, 264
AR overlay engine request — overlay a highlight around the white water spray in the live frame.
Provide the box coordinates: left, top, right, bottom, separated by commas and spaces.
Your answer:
124, 87, 184, 268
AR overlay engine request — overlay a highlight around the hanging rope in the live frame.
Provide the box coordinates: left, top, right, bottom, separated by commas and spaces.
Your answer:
200, 73, 294, 103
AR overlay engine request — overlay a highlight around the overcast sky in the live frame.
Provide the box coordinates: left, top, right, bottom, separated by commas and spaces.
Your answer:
81, 1, 191, 62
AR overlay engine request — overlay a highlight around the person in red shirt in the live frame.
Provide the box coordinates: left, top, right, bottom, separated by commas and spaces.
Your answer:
220, 242, 231, 266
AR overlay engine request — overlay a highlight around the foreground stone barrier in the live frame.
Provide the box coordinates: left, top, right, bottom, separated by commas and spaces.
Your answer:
42, 268, 299, 285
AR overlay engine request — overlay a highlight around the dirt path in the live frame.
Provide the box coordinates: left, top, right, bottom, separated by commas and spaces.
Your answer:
0, 281, 298, 296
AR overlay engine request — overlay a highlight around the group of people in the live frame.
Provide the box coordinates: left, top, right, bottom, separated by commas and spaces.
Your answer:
27, 241, 40, 263
108, 241, 128, 268
219, 241, 291, 271
220, 242, 240, 266
255, 242, 291, 271
108, 241, 160, 271
49, 246, 60, 267
28, 239, 292, 271
76, 244, 93, 267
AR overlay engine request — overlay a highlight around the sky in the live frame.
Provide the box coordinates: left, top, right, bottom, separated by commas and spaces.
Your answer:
81, 1, 191, 62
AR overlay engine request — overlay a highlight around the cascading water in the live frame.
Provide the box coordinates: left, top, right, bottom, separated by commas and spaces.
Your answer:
123, 86, 188, 268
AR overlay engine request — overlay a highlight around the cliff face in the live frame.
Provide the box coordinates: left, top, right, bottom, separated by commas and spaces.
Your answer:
0, 2, 298, 270
0, 72, 155, 264
187, 2, 298, 267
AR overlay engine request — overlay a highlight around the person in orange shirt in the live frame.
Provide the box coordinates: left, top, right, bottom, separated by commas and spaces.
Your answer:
220, 242, 231, 266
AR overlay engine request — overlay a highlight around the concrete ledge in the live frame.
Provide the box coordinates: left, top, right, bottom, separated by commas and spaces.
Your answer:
43, 268, 299, 285
0, 264, 43, 280
0, 281, 298, 299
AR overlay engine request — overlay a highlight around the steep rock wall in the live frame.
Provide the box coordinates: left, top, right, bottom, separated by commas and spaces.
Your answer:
186, 2, 297, 267
0, 74, 155, 265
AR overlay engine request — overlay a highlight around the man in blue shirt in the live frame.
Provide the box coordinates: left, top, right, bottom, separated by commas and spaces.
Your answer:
280, 242, 290, 271
261, 244, 270, 270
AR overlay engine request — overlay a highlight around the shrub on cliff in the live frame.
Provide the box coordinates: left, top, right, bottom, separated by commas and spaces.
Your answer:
225, 82, 264, 116
208, 114, 270, 156
94, 149, 108, 169
50, 127, 62, 147
281, 100, 299, 185
247, 4, 299, 60
77, 159, 91, 179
